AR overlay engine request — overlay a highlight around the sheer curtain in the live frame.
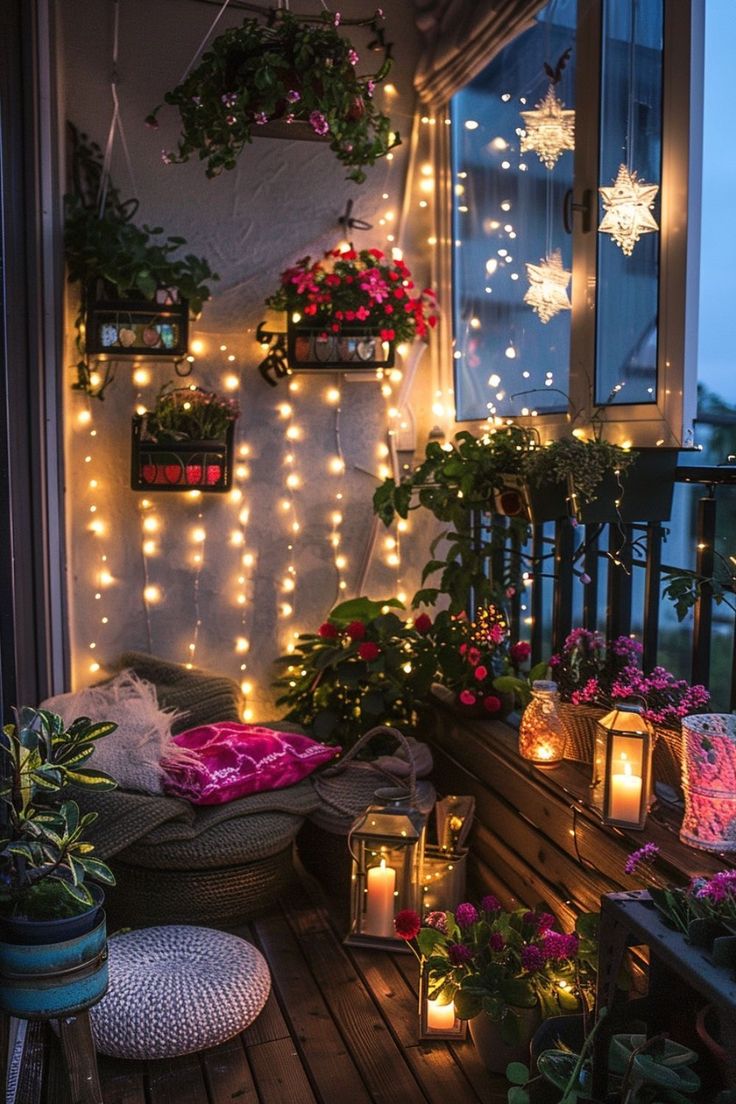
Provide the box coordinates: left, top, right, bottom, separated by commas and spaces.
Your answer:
400, 0, 547, 435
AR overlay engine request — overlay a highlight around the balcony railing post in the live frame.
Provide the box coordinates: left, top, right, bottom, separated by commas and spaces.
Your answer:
552, 521, 574, 654
642, 524, 663, 671
691, 493, 716, 688
606, 525, 633, 641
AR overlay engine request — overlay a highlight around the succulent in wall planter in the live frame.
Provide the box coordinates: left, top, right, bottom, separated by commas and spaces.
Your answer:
149, 10, 399, 183
265, 246, 437, 371
64, 126, 219, 397
131, 383, 240, 493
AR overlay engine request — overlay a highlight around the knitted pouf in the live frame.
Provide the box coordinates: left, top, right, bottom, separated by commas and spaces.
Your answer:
91, 926, 271, 1059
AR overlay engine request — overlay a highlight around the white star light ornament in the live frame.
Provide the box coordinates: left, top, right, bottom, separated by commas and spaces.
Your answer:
519, 85, 575, 170
524, 250, 572, 324
598, 164, 659, 256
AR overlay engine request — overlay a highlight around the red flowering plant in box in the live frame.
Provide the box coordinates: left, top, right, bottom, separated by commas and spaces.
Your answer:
550, 629, 709, 733
425, 606, 539, 719
394, 899, 596, 1043
272, 596, 437, 752
266, 247, 438, 345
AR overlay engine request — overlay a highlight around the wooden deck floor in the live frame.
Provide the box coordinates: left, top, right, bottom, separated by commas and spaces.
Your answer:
30, 872, 505, 1104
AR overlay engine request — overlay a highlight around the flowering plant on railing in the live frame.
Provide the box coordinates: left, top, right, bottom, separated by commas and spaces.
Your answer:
425, 606, 540, 717
636, 853, 736, 944
549, 629, 709, 731
140, 384, 239, 443
266, 247, 437, 344
394, 900, 595, 1043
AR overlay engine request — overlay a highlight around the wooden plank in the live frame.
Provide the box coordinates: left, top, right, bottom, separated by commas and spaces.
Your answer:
247, 1038, 317, 1104
96, 1056, 147, 1104
240, 990, 291, 1047
405, 1042, 491, 1104
447, 1039, 508, 1104
201, 1039, 258, 1104
14, 1020, 46, 1104
147, 1054, 209, 1104
349, 947, 422, 1049
58, 1013, 103, 1104
253, 912, 373, 1104
283, 896, 429, 1104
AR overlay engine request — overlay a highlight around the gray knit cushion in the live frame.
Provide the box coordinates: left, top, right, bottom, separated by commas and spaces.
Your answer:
109, 652, 243, 733
91, 926, 271, 1059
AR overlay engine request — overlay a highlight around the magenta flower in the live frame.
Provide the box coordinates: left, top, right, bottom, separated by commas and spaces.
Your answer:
424, 911, 448, 933
254, 112, 269, 125
366, 80, 376, 97
309, 110, 329, 136
455, 903, 479, 929
481, 895, 502, 913
447, 943, 473, 966
348, 48, 360, 65
333, 11, 341, 25
624, 842, 660, 876
459, 690, 476, 706
489, 932, 505, 951
226, 114, 237, 126
521, 945, 545, 972
286, 90, 301, 103
541, 931, 579, 961
474, 665, 488, 681
221, 92, 238, 108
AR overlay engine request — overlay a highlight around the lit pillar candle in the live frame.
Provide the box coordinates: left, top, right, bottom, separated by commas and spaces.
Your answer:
364, 858, 396, 938
609, 759, 642, 823
426, 998, 456, 1031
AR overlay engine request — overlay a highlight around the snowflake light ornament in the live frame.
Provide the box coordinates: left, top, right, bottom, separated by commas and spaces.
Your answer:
524, 250, 572, 324
519, 85, 575, 170
598, 164, 659, 256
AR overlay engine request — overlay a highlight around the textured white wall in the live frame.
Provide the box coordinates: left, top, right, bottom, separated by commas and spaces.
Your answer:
60, 0, 439, 718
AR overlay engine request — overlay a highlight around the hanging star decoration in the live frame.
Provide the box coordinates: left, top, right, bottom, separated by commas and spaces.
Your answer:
520, 84, 575, 170
598, 164, 659, 256
524, 250, 572, 324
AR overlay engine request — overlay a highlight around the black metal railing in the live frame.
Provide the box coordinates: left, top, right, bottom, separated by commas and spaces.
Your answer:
479, 466, 736, 710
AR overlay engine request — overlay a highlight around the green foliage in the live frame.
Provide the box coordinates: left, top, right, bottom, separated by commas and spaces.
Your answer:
140, 384, 239, 443
0, 708, 118, 920
65, 129, 218, 315
152, 10, 398, 183
272, 597, 436, 751
661, 565, 736, 622
372, 427, 633, 613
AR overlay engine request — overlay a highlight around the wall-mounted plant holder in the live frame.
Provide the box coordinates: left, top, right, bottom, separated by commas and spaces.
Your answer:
288, 321, 395, 372
130, 417, 233, 493
85, 284, 189, 359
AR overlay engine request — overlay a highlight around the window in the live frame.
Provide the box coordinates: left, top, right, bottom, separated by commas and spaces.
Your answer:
451, 0, 700, 446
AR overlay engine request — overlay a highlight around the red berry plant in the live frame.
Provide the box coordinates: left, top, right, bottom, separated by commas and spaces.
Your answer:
266, 246, 437, 345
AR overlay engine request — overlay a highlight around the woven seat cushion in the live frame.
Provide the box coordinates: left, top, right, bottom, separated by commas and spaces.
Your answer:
119, 810, 303, 870
91, 926, 270, 1059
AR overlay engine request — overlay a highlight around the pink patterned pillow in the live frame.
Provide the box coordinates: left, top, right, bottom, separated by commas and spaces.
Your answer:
161, 722, 340, 805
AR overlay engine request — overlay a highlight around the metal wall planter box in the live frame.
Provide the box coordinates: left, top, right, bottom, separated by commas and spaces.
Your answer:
131, 418, 234, 493
85, 284, 189, 358
287, 321, 395, 372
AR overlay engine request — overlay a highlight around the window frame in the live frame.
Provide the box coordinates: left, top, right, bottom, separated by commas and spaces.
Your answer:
447, 0, 703, 448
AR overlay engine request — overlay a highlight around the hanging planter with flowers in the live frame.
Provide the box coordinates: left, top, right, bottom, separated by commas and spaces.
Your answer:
264, 246, 437, 373
131, 384, 239, 493
149, 10, 398, 184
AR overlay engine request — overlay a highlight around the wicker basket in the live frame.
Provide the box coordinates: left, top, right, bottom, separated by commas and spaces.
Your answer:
652, 726, 683, 793
105, 845, 296, 928
558, 703, 606, 764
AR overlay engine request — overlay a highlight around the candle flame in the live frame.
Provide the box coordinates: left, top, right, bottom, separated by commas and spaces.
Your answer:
379, 858, 386, 870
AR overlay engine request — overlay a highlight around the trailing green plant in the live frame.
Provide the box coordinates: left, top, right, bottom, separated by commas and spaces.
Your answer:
140, 384, 239, 443
149, 10, 398, 183
661, 563, 736, 623
0, 707, 118, 920
373, 426, 632, 612
65, 125, 219, 396
272, 596, 437, 750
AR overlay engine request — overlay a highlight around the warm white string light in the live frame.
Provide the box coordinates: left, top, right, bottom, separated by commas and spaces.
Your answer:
77, 397, 111, 679
277, 398, 302, 639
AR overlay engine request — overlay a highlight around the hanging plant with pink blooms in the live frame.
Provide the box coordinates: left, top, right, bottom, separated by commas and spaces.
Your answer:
149, 10, 398, 182
266, 246, 437, 345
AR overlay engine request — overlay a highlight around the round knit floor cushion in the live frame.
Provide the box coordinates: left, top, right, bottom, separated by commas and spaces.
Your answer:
91, 926, 271, 1059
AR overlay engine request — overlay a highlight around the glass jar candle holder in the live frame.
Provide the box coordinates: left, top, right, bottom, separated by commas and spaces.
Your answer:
519, 680, 566, 767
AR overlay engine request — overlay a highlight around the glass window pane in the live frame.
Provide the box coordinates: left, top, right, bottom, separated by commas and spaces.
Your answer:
451, 0, 577, 422
596, 0, 663, 406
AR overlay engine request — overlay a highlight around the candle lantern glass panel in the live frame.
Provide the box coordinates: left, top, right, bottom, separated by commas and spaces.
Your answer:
418, 966, 467, 1040
592, 705, 653, 829
346, 801, 426, 950
519, 680, 566, 766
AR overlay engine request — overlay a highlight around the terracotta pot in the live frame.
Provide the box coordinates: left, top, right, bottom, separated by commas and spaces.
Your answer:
468, 1005, 541, 1074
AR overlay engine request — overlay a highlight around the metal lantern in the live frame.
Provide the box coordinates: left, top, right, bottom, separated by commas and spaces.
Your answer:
591, 704, 653, 829
418, 966, 467, 1041
346, 791, 427, 951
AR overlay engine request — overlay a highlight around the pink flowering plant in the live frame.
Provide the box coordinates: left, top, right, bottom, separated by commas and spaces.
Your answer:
394, 899, 596, 1044
266, 247, 437, 345
149, 10, 398, 182
550, 629, 709, 731
425, 607, 542, 717
649, 868, 736, 944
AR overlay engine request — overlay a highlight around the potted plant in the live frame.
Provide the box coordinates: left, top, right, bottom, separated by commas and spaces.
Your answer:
0, 707, 117, 1018
131, 383, 240, 492
425, 607, 539, 719
65, 126, 219, 396
265, 246, 437, 370
550, 629, 710, 780
394, 899, 594, 1074
148, 9, 398, 183
273, 596, 438, 752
